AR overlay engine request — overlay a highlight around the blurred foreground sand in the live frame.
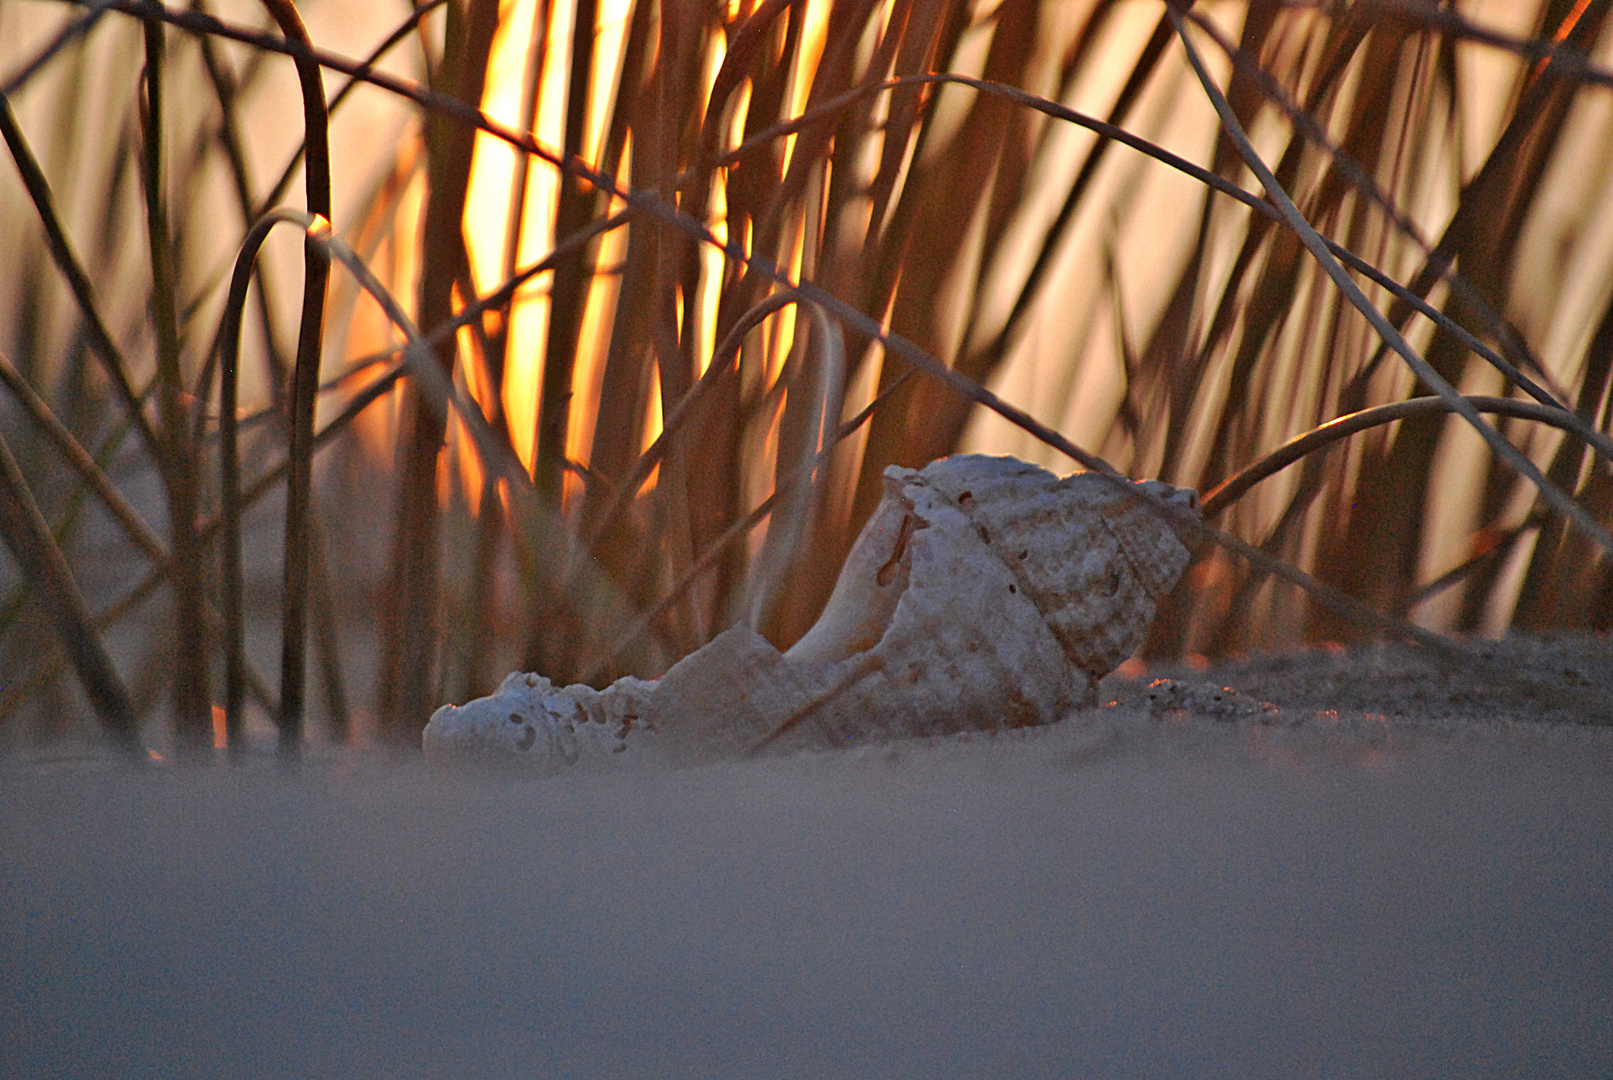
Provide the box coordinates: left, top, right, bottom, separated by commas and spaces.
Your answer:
3, 634, 1610, 1079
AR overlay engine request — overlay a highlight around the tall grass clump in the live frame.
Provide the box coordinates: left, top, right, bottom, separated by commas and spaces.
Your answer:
1, 0, 1611, 753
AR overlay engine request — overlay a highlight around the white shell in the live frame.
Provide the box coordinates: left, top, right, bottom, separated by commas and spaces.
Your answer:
423, 454, 1199, 771
421, 670, 657, 770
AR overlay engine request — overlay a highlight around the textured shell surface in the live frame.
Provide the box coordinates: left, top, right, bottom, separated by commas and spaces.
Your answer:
916, 457, 1198, 680
422, 670, 656, 770
422, 454, 1199, 771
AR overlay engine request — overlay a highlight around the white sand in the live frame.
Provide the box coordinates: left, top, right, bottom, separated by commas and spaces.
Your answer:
4, 636, 1611, 1079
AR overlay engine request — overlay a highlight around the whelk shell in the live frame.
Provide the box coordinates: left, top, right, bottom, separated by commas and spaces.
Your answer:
422, 454, 1199, 770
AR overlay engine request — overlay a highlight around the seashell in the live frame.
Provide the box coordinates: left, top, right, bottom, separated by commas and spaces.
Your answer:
423, 454, 1200, 771
420, 669, 657, 770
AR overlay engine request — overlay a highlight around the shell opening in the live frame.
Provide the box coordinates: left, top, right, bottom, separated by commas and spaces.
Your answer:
785, 487, 923, 667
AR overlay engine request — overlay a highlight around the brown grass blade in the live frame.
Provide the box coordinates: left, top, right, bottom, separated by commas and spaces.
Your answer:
0, 425, 138, 749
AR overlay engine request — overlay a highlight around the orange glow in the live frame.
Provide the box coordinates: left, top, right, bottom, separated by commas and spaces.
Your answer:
1533, 0, 1594, 83
463, 0, 638, 479
692, 28, 735, 374
211, 704, 226, 749
562, 211, 629, 499
459, 0, 838, 509
590, 3, 635, 162
343, 155, 425, 463
454, 317, 494, 416
449, 309, 488, 509
467, 0, 561, 472
1115, 657, 1148, 680
464, 0, 545, 292
449, 417, 483, 510
782, 0, 832, 174
436, 437, 454, 509
640, 358, 663, 461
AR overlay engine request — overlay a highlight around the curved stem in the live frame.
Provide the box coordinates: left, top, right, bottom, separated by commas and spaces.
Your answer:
1203, 396, 1612, 519
206, 209, 635, 731
1, 208, 608, 733
215, 209, 312, 746
100, 0, 1532, 660
1168, 4, 1613, 561
260, 0, 331, 751
254, 0, 451, 218
707, 71, 1613, 469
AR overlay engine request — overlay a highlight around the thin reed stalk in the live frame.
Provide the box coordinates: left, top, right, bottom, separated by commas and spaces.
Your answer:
0, 425, 137, 747
258, 0, 331, 750
140, 14, 210, 745
377, 0, 501, 737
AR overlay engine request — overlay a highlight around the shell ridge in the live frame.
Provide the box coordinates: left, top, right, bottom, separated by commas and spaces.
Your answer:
1094, 488, 1194, 603
912, 460, 1106, 679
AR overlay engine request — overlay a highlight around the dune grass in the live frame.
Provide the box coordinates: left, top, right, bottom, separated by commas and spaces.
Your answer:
0, 0, 1610, 751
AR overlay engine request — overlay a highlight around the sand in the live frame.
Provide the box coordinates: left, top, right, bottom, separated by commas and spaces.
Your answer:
2, 633, 1611, 1078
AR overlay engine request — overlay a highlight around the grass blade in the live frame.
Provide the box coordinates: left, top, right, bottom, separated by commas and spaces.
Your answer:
0, 426, 138, 750
259, 0, 332, 749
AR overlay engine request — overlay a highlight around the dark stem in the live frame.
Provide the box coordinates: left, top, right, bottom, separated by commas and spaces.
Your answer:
0, 428, 139, 752
142, 16, 211, 747
216, 212, 297, 748
377, 0, 500, 738
260, 0, 331, 753
0, 93, 160, 456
